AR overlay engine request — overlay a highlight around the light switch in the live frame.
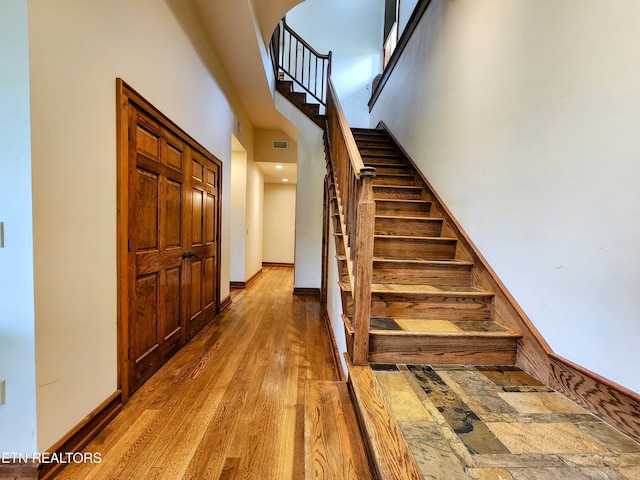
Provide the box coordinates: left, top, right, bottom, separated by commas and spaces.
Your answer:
0, 380, 5, 405
0, 222, 4, 248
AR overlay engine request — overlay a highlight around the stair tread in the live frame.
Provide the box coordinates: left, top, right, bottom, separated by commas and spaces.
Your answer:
375, 234, 456, 241
304, 381, 373, 480
372, 283, 492, 295
372, 327, 520, 337
374, 173, 413, 178
337, 255, 473, 266
338, 233, 456, 241
367, 317, 520, 336
364, 161, 407, 167
373, 184, 422, 189
373, 257, 473, 266
339, 281, 493, 296
376, 198, 431, 204
375, 214, 441, 221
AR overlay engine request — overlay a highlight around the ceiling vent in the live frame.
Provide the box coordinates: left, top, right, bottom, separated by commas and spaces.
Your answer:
273, 140, 289, 150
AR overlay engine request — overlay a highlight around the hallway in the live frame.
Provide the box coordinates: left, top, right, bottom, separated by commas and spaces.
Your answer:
59, 267, 338, 479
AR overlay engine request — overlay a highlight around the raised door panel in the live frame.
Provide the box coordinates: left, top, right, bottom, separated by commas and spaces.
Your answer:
192, 189, 204, 246
135, 169, 159, 250
132, 273, 160, 364
164, 178, 182, 249
203, 257, 215, 308
189, 259, 203, 321
161, 266, 182, 343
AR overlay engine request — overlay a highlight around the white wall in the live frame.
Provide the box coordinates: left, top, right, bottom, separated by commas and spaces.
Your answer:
263, 184, 297, 264
0, 0, 37, 454
371, 0, 640, 393
245, 160, 264, 278
285, 0, 385, 127
275, 93, 325, 289
230, 148, 248, 282
29, 0, 241, 450
398, 0, 419, 35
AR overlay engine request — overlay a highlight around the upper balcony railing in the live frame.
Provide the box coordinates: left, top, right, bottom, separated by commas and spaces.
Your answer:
271, 18, 332, 109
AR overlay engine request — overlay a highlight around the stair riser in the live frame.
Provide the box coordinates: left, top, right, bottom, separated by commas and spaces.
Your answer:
355, 141, 394, 150
375, 218, 443, 237
343, 292, 493, 320
373, 176, 416, 187
373, 263, 472, 286
374, 237, 456, 260
368, 165, 410, 175
352, 130, 387, 140
368, 335, 517, 365
359, 148, 397, 157
362, 156, 404, 165
375, 201, 432, 217
373, 186, 423, 200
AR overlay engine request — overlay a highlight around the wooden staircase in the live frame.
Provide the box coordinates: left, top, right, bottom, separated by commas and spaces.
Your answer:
308, 68, 640, 478
332, 127, 522, 367
276, 80, 325, 128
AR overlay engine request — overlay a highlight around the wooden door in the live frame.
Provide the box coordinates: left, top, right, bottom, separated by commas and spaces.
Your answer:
119, 81, 223, 399
187, 151, 219, 338
128, 109, 188, 392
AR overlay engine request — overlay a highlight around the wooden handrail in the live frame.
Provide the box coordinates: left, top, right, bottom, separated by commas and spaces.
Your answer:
326, 80, 374, 178
325, 77, 376, 366
282, 18, 329, 64
274, 18, 332, 107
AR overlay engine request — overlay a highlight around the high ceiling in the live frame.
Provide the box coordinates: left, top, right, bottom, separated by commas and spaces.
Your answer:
189, 0, 304, 135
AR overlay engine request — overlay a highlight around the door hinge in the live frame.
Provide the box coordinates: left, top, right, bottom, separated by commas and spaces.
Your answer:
128, 346, 131, 360
128, 126, 131, 141
128, 238, 131, 252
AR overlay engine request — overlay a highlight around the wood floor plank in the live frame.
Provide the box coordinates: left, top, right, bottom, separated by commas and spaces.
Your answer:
58, 267, 339, 480
305, 381, 373, 480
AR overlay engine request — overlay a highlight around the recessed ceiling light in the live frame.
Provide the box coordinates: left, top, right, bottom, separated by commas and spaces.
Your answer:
275, 164, 283, 169
282, 178, 289, 182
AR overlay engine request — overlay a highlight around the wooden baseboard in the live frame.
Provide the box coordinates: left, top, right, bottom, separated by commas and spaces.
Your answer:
262, 262, 294, 268
548, 354, 640, 442
293, 288, 321, 296
219, 295, 232, 313
323, 307, 346, 381
230, 269, 263, 290
38, 391, 122, 480
0, 461, 38, 479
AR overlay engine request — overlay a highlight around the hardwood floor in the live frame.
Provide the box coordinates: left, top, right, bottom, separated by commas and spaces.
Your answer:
58, 267, 338, 480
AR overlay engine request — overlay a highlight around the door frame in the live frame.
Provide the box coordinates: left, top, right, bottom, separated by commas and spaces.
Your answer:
116, 79, 223, 402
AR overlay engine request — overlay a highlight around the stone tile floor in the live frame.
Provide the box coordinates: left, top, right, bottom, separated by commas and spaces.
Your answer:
372, 364, 640, 480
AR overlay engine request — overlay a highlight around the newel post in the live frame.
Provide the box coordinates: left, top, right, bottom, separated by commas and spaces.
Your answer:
352, 172, 376, 366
